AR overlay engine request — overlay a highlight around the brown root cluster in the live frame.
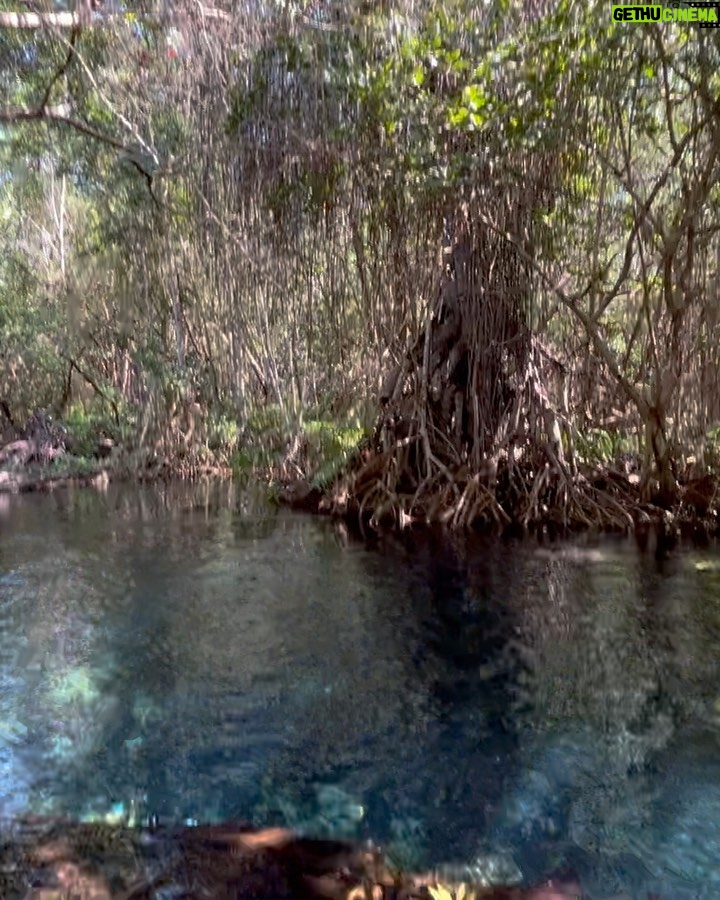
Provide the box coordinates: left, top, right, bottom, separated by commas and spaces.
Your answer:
329, 441, 641, 533
323, 407, 720, 535
319, 216, 720, 536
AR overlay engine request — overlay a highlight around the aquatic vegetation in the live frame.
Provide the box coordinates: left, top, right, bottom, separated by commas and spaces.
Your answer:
73, 789, 150, 829
314, 784, 365, 838
48, 666, 99, 706
254, 781, 366, 840
131, 693, 163, 729
26, 661, 120, 792
387, 815, 428, 871
0, 717, 28, 746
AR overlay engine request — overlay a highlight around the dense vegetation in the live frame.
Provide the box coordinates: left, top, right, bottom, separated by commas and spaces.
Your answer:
2, 0, 720, 530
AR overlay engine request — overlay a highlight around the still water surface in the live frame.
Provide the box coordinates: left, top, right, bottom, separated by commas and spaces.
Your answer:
1, 482, 720, 898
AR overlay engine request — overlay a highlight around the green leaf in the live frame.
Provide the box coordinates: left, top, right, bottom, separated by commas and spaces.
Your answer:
448, 106, 470, 127
462, 83, 486, 112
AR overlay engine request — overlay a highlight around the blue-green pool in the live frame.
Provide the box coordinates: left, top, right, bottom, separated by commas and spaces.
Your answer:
1, 481, 719, 898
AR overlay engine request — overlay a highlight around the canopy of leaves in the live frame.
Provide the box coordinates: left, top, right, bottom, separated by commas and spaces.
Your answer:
1, 0, 719, 494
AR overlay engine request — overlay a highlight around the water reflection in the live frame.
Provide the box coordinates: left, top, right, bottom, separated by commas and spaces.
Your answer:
0, 484, 720, 896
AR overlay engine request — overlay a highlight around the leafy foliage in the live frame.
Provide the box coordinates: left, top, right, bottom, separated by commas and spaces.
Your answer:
1, 0, 719, 494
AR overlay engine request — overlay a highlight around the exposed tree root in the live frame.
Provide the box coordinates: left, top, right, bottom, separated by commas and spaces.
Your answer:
313, 213, 711, 535
320, 442, 713, 535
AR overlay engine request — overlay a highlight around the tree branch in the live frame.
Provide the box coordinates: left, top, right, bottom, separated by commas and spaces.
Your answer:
0, 103, 129, 151
0, 5, 230, 30
0, 11, 87, 28
38, 23, 80, 112
471, 208, 651, 418
0, 22, 161, 206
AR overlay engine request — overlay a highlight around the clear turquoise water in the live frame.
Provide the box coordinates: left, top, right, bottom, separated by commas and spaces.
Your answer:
1, 481, 720, 898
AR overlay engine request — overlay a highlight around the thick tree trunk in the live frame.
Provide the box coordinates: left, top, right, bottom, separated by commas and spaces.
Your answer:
641, 410, 678, 506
